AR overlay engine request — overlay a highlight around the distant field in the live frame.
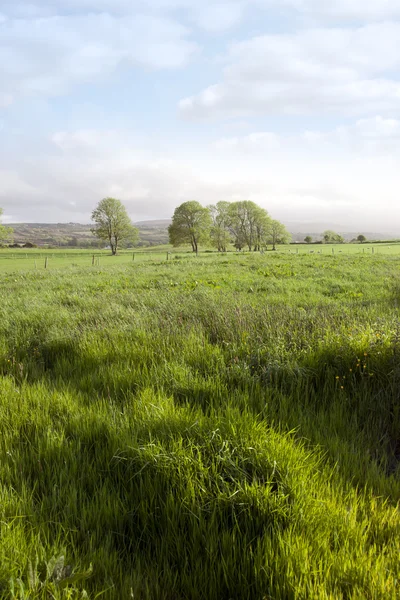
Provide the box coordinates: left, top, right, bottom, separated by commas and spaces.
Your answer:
1, 242, 400, 273
0, 249, 399, 598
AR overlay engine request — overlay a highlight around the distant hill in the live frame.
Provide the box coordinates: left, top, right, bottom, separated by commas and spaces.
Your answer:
8, 221, 170, 247
132, 219, 171, 246
134, 219, 171, 228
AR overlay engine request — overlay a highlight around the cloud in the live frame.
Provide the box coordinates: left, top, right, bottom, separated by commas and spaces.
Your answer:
50, 130, 128, 153
5, 0, 400, 24
0, 12, 197, 103
262, 0, 400, 21
179, 23, 400, 119
215, 131, 281, 151
214, 116, 400, 155
0, 93, 13, 108
1, 0, 247, 32
190, 2, 245, 32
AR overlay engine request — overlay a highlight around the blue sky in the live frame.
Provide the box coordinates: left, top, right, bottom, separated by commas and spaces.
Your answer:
1, 0, 400, 230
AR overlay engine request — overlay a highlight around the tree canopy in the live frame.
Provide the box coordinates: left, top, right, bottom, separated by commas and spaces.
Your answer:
168, 201, 212, 253
265, 219, 292, 250
208, 201, 231, 252
227, 201, 270, 252
323, 230, 344, 244
91, 198, 138, 255
169, 200, 290, 252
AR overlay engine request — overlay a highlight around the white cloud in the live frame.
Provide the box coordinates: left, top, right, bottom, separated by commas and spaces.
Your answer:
51, 130, 127, 152
0, 13, 197, 103
263, 0, 400, 21
5, 0, 400, 24
0, 93, 13, 108
215, 131, 280, 151
1, 0, 247, 32
352, 116, 400, 139
190, 2, 245, 32
214, 116, 400, 156
179, 23, 400, 119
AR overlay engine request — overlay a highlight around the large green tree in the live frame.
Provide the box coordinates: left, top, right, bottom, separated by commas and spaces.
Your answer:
228, 201, 270, 251
168, 201, 212, 253
91, 198, 138, 255
265, 220, 291, 250
208, 201, 231, 252
253, 207, 272, 251
0, 209, 13, 245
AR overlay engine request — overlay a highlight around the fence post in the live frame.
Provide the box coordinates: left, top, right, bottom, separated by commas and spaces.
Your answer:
92, 255, 95, 266
44, 257, 48, 269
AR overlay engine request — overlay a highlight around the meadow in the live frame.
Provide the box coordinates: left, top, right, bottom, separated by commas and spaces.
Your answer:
0, 247, 399, 599
1, 241, 400, 273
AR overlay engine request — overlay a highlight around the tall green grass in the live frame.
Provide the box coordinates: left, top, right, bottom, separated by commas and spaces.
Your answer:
0, 252, 399, 598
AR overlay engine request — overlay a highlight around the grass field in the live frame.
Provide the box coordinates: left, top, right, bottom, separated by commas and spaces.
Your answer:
1, 242, 400, 273
0, 248, 399, 598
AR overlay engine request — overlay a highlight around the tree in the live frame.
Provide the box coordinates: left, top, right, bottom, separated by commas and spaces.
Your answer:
304, 236, 313, 244
168, 201, 212, 253
322, 230, 344, 244
91, 198, 138, 255
0, 208, 13, 245
357, 234, 366, 243
208, 201, 231, 252
228, 201, 270, 251
253, 207, 272, 252
265, 220, 291, 250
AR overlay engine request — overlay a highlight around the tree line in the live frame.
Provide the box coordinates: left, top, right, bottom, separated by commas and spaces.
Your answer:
168, 200, 291, 253
89, 198, 291, 255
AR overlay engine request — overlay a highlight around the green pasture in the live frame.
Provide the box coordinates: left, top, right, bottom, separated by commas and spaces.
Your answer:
0, 250, 399, 598
1, 241, 400, 274
0, 248, 168, 273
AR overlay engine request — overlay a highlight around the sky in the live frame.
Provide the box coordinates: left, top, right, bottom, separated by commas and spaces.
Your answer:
1, 0, 400, 231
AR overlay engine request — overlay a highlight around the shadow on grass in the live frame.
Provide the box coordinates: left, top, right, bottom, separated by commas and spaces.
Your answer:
3, 333, 400, 497
7, 409, 300, 600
